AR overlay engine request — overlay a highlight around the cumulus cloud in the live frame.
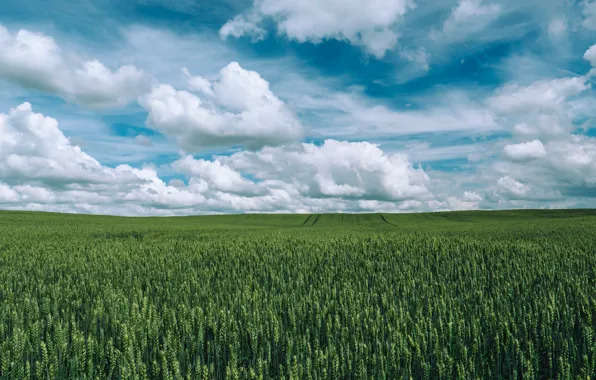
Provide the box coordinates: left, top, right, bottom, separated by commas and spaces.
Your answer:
439, 41, 595, 207
181, 67, 215, 97
139, 62, 303, 151
462, 191, 483, 202
584, 43, 596, 76
486, 135, 596, 206
503, 140, 547, 162
0, 102, 141, 186
0, 25, 151, 108
0, 102, 442, 215
218, 140, 431, 201
546, 135, 596, 187
0, 102, 212, 212
0, 183, 19, 203
444, 192, 483, 210
482, 50, 596, 205
220, 0, 415, 58
172, 156, 263, 196
497, 176, 530, 199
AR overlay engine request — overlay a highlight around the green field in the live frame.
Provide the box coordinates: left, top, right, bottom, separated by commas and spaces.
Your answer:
1, 209, 596, 379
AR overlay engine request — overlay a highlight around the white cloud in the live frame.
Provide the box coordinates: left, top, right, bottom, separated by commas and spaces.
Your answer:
0, 102, 140, 186
462, 191, 483, 202
497, 176, 530, 199
119, 25, 497, 142
219, 139, 431, 201
166, 139, 436, 212
0, 102, 441, 215
487, 76, 590, 137
584, 43, 596, 68
4, 91, 593, 214
139, 62, 304, 151
480, 59, 596, 204
486, 158, 567, 203
0, 102, 210, 213
182, 67, 215, 97
0, 183, 19, 203
546, 135, 596, 186
172, 156, 262, 195
432, 0, 500, 42
503, 140, 547, 162
220, 0, 415, 58
480, 57, 596, 203
0, 25, 151, 108
445, 193, 483, 210
219, 13, 267, 42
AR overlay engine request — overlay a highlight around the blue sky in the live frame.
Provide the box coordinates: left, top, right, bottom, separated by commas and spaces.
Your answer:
1, 0, 596, 215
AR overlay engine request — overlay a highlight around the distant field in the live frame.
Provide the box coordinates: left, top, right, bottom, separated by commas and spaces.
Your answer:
1, 209, 595, 378
3, 207, 596, 228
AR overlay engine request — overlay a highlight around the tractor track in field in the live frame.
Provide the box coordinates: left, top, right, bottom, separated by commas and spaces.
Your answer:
379, 213, 398, 227
300, 214, 313, 226
310, 214, 322, 226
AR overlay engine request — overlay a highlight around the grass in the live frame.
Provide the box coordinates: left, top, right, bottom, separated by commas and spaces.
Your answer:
3, 208, 596, 228
0, 209, 595, 379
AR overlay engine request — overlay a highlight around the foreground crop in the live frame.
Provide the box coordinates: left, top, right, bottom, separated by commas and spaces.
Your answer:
0, 211, 595, 379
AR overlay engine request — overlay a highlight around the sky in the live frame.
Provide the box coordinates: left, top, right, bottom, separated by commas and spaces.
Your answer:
1, 0, 596, 215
